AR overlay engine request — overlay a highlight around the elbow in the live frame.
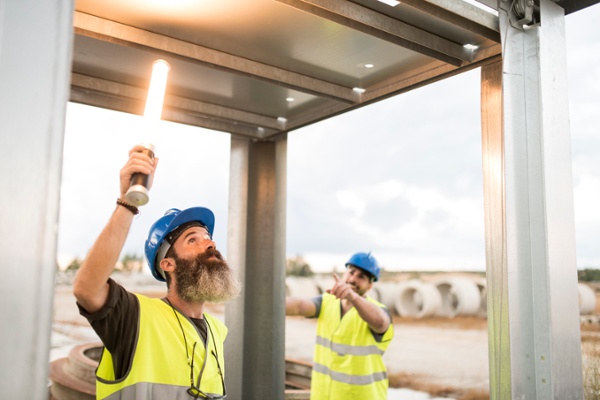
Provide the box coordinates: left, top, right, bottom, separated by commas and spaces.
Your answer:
72, 275, 86, 304
72, 269, 94, 306
374, 322, 390, 334
373, 315, 391, 334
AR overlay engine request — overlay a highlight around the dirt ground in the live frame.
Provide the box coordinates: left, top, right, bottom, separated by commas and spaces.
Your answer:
51, 274, 489, 399
285, 314, 489, 398
51, 274, 599, 400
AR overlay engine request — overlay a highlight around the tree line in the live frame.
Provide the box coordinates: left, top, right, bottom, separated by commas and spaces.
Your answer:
578, 268, 600, 282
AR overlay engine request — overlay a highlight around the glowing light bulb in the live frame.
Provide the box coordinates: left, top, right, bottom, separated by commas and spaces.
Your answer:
144, 59, 171, 121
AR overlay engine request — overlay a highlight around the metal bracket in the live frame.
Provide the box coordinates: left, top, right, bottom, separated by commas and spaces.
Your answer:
500, 0, 540, 30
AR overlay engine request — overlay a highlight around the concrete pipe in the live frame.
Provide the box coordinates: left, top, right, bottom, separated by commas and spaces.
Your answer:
578, 283, 597, 315
473, 277, 487, 317
49, 342, 102, 400
371, 281, 402, 315
285, 277, 320, 298
434, 277, 482, 318
314, 275, 335, 294
394, 280, 442, 318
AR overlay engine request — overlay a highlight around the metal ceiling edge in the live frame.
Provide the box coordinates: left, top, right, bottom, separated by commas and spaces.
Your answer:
400, 0, 500, 41
276, 0, 469, 66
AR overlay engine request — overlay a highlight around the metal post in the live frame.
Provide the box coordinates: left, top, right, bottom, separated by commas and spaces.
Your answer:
0, 0, 74, 398
225, 136, 288, 400
481, 0, 584, 397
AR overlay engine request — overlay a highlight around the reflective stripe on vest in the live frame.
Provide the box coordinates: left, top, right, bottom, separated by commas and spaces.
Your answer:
313, 362, 388, 385
315, 336, 385, 356
310, 293, 393, 400
96, 294, 227, 399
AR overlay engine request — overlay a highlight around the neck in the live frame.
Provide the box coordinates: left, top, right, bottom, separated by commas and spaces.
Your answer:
166, 292, 206, 319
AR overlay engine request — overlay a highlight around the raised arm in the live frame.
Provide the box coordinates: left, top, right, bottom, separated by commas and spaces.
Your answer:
73, 145, 158, 313
328, 274, 391, 334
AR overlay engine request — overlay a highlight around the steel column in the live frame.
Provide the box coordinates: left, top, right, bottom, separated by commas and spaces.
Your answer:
225, 136, 288, 400
0, 0, 74, 398
481, 0, 584, 398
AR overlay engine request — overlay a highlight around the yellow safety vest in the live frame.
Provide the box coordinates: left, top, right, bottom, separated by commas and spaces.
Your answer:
96, 294, 227, 399
311, 293, 394, 400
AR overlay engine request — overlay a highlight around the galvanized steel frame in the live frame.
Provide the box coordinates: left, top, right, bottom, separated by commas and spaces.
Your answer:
481, 0, 584, 397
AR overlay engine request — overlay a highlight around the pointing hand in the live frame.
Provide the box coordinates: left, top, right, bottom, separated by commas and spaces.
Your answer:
326, 273, 358, 302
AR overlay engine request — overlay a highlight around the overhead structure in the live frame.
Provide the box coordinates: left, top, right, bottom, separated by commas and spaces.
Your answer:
1, 0, 597, 398
70, 0, 504, 140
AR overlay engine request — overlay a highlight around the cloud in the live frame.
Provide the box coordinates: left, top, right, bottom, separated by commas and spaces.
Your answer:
566, 7, 600, 268
573, 171, 600, 266
287, 69, 487, 270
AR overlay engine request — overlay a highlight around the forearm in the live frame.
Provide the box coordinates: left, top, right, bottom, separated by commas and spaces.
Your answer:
286, 297, 317, 317
350, 295, 391, 334
73, 204, 134, 312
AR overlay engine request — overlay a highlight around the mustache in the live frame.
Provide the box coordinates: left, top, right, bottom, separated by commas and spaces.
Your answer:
202, 247, 223, 260
194, 248, 225, 268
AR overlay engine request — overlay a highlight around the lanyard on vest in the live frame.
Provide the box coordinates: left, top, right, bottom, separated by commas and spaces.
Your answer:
166, 299, 226, 398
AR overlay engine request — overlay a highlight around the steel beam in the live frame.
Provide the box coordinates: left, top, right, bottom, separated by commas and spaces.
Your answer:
276, 0, 472, 66
70, 73, 280, 138
399, 0, 500, 42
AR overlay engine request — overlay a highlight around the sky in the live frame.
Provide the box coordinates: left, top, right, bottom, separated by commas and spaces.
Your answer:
57, 5, 600, 273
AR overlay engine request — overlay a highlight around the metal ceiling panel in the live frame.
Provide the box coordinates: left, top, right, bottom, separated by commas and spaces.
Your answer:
71, 0, 506, 139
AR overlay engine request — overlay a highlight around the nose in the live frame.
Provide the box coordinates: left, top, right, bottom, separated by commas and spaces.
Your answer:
205, 238, 216, 250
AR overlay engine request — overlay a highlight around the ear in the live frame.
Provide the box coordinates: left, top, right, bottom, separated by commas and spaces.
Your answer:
160, 257, 176, 274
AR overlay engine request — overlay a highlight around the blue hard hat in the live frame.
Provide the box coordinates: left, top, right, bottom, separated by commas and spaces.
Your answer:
144, 207, 215, 282
345, 252, 380, 282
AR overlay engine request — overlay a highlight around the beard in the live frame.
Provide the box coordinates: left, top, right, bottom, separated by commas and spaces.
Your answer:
171, 248, 241, 303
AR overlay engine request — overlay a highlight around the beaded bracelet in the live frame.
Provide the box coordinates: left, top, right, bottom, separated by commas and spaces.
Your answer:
116, 198, 140, 215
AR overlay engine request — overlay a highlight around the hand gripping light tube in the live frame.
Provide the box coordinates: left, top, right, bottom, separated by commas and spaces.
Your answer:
126, 59, 170, 206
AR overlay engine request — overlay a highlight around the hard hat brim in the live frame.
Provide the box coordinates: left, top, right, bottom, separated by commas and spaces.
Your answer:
165, 207, 215, 239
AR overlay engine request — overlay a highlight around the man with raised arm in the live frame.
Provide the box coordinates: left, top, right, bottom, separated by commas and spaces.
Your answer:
73, 145, 240, 399
286, 252, 394, 400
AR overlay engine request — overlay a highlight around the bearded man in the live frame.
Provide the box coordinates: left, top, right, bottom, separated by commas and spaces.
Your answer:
285, 252, 394, 400
74, 145, 240, 399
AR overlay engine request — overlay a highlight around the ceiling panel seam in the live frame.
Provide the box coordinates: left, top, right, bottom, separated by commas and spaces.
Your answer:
71, 73, 282, 132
